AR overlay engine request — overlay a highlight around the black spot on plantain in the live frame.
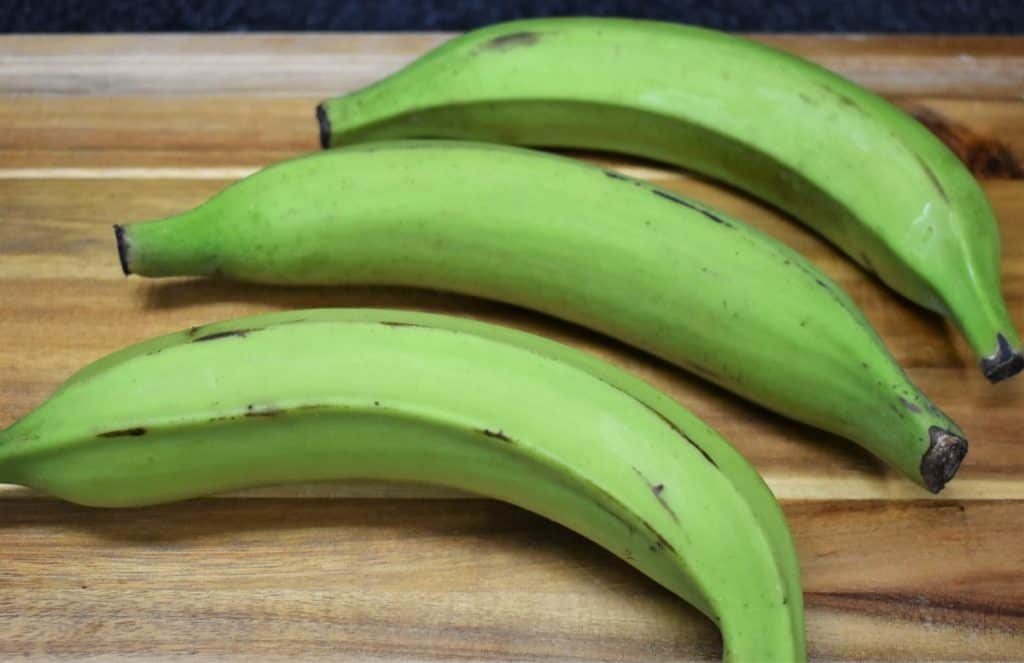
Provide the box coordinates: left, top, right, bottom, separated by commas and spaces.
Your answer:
647, 407, 719, 469
912, 153, 950, 203
481, 428, 514, 443
379, 321, 428, 328
604, 169, 630, 181
192, 328, 255, 343
652, 189, 733, 227
481, 31, 540, 51
633, 467, 680, 524
596, 376, 719, 469
98, 427, 147, 438
835, 92, 859, 109
900, 397, 923, 414
245, 404, 283, 417
814, 82, 867, 115
638, 518, 677, 555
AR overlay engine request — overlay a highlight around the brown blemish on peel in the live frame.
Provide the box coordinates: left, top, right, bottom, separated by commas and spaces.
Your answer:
379, 320, 429, 328
834, 92, 859, 109
912, 152, 950, 203
900, 397, 922, 413
98, 427, 147, 438
578, 474, 680, 560
814, 82, 867, 116
788, 257, 866, 323
482, 31, 540, 51
481, 428, 514, 443
633, 466, 680, 524
597, 378, 719, 469
207, 403, 330, 425
652, 189, 733, 227
638, 518, 677, 554
604, 170, 630, 181
654, 409, 718, 468
192, 329, 254, 343
245, 404, 283, 418
909, 107, 1024, 180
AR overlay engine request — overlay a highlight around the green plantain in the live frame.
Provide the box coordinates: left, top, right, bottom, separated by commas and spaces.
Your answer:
0, 308, 805, 662
316, 17, 1022, 381
114, 140, 967, 491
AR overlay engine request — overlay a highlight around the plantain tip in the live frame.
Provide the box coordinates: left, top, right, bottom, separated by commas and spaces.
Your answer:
980, 333, 1023, 383
920, 427, 967, 493
113, 224, 132, 276
316, 103, 331, 149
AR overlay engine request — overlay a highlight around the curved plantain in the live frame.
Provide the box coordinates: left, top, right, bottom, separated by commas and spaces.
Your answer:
0, 309, 804, 662
316, 17, 1022, 381
115, 140, 967, 491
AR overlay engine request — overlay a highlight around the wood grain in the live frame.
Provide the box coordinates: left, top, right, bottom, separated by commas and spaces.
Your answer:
0, 94, 1021, 171
0, 33, 1021, 97
1, 34, 1023, 660
0, 498, 1021, 661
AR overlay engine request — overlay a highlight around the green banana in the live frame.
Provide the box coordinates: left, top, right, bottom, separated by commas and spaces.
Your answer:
115, 140, 967, 492
316, 17, 1022, 382
0, 308, 805, 661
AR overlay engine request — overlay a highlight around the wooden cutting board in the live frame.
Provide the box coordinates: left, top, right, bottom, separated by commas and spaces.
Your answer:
0, 33, 1022, 661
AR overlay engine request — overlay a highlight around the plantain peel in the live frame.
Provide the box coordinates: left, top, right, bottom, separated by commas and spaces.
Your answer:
115, 142, 967, 491
0, 309, 805, 662
317, 17, 1022, 381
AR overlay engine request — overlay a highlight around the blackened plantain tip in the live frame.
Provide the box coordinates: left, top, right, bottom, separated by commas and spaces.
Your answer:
113, 224, 132, 276
920, 427, 968, 493
980, 333, 1023, 383
316, 103, 331, 149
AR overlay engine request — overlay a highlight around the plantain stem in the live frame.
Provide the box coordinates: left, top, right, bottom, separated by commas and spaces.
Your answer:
920, 427, 968, 494
979, 333, 1024, 383
316, 103, 332, 149
113, 224, 132, 275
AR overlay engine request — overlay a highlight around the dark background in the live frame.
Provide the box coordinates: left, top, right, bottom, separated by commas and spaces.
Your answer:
2, 0, 1023, 33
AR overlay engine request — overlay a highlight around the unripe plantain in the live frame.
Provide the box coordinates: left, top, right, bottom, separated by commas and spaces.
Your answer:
115, 141, 967, 491
317, 18, 1022, 381
0, 309, 805, 662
